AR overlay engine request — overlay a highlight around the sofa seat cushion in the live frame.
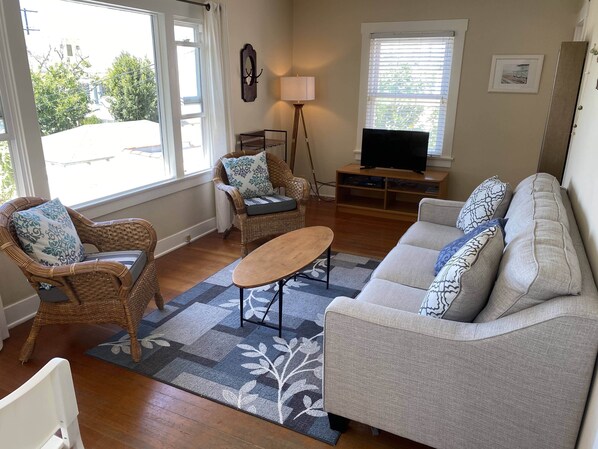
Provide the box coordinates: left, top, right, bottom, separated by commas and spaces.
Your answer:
356, 278, 427, 313
399, 222, 464, 251
419, 225, 504, 321
38, 250, 147, 303
475, 219, 581, 322
244, 195, 297, 216
371, 244, 438, 290
456, 176, 512, 233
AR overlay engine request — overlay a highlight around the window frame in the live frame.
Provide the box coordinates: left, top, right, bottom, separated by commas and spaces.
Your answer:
174, 18, 209, 176
0, 0, 212, 219
355, 19, 469, 168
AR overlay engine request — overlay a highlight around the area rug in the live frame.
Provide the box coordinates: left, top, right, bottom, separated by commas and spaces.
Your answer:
87, 252, 380, 445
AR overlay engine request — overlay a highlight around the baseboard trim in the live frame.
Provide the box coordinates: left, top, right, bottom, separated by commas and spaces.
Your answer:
5, 294, 39, 329
4, 217, 218, 329
155, 217, 217, 257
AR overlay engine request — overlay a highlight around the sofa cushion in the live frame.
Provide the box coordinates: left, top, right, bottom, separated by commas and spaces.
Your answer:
399, 221, 464, 251
456, 176, 512, 233
38, 250, 147, 303
475, 219, 581, 322
244, 195, 297, 216
371, 244, 438, 290
513, 172, 561, 194
435, 218, 507, 275
357, 278, 427, 313
505, 190, 569, 244
221, 151, 275, 199
419, 225, 504, 322
13, 198, 85, 290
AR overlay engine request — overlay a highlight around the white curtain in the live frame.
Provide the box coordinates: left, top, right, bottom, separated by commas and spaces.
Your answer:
0, 294, 9, 351
205, 2, 234, 233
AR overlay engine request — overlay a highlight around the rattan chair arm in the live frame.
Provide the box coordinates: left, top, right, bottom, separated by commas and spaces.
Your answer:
24, 259, 135, 290
214, 179, 247, 213
284, 176, 310, 204
74, 218, 157, 259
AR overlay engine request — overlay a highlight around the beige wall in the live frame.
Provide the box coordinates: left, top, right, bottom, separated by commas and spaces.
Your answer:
0, 0, 293, 310
291, 0, 579, 199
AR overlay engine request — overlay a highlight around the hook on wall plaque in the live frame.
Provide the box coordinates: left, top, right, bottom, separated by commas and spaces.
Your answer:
240, 43, 263, 102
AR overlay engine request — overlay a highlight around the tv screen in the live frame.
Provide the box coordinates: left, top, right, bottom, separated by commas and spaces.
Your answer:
360, 128, 429, 173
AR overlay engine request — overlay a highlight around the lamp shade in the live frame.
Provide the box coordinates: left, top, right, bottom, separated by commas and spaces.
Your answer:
280, 76, 315, 102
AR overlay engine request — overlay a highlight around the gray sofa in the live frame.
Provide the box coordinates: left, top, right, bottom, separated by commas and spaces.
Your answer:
323, 173, 598, 449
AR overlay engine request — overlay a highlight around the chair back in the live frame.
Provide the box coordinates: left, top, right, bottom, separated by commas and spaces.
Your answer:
213, 150, 293, 189
0, 357, 85, 448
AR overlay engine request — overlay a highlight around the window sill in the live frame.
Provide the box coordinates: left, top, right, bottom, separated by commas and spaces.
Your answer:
76, 169, 213, 220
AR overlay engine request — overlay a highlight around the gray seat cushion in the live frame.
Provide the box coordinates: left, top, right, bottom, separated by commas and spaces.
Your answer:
356, 278, 427, 313
244, 195, 297, 216
372, 244, 438, 290
38, 250, 147, 303
399, 221, 464, 251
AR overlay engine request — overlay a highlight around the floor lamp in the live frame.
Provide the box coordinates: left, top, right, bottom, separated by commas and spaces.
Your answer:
281, 76, 321, 197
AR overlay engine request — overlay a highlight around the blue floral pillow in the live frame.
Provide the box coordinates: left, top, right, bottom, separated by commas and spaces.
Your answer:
13, 199, 85, 286
221, 152, 275, 199
434, 218, 507, 275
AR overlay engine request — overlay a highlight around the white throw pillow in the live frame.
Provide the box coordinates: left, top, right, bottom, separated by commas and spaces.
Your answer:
419, 225, 504, 322
456, 176, 512, 233
221, 151, 275, 199
12, 198, 86, 281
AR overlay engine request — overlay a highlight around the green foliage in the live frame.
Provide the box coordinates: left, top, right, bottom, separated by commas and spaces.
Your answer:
105, 52, 158, 122
80, 115, 103, 125
30, 60, 91, 136
0, 142, 16, 204
371, 65, 425, 131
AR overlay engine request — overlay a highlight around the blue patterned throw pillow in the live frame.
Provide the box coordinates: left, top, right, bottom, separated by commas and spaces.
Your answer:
420, 225, 505, 322
435, 218, 507, 275
13, 199, 85, 287
221, 152, 275, 199
456, 176, 512, 233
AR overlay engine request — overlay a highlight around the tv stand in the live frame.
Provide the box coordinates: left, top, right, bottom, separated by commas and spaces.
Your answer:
336, 164, 449, 221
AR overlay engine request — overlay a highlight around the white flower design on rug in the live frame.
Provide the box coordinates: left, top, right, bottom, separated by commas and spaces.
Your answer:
224, 314, 325, 424
87, 252, 379, 445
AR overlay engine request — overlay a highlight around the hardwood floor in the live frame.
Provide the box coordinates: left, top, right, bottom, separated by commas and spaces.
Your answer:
0, 199, 428, 449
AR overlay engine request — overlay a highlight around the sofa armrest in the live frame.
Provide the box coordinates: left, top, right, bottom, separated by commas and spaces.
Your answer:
418, 198, 465, 226
323, 296, 598, 449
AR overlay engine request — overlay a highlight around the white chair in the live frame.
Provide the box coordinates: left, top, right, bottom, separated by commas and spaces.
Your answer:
0, 358, 84, 448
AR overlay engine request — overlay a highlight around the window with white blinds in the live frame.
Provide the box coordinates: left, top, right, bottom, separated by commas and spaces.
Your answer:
357, 20, 468, 165
366, 33, 454, 156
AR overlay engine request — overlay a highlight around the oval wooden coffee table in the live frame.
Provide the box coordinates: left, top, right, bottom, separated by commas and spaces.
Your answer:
232, 226, 334, 336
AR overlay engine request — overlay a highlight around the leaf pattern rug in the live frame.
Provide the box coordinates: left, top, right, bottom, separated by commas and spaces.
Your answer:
87, 252, 380, 445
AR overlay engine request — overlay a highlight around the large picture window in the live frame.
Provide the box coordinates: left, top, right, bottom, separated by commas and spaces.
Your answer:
21, 0, 168, 206
356, 20, 468, 166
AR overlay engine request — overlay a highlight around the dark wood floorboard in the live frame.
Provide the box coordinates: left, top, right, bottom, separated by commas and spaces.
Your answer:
0, 198, 428, 449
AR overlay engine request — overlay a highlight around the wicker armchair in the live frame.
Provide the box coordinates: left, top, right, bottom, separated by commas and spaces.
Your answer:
0, 197, 164, 363
213, 151, 310, 256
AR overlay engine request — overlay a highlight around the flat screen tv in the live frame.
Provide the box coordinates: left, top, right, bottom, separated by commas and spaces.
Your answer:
360, 128, 429, 173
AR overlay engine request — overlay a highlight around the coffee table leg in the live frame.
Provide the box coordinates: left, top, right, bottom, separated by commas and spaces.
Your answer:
278, 279, 283, 337
326, 245, 331, 289
239, 287, 244, 327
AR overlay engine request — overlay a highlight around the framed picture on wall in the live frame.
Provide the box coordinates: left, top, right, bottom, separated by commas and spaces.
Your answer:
488, 54, 544, 93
